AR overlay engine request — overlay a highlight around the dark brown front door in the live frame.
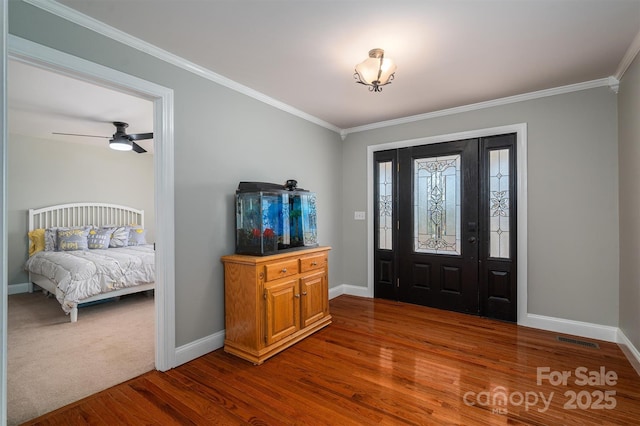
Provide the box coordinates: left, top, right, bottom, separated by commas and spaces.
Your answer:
373, 134, 517, 321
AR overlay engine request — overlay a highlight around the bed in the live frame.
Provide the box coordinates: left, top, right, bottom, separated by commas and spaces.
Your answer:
24, 202, 155, 322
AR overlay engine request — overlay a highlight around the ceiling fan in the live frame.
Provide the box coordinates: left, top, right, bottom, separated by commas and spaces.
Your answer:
53, 121, 152, 153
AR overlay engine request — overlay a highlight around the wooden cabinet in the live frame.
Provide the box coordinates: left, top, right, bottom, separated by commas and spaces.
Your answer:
222, 246, 331, 364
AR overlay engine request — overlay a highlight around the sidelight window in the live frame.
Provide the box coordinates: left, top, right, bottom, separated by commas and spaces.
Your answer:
489, 149, 510, 259
378, 161, 394, 250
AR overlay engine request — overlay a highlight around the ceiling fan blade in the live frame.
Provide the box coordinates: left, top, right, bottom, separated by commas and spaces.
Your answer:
128, 132, 153, 141
131, 141, 147, 154
52, 132, 109, 138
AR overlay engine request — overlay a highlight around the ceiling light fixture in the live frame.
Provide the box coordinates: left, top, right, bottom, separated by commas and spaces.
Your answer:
354, 48, 397, 93
109, 134, 133, 151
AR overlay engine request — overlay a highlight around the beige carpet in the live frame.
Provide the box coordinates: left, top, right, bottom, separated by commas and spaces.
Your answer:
7, 291, 155, 425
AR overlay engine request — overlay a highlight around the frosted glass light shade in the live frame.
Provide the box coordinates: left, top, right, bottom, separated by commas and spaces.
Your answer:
354, 48, 397, 92
109, 137, 133, 151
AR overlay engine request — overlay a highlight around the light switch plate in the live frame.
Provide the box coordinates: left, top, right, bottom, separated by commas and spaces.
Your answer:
354, 211, 366, 220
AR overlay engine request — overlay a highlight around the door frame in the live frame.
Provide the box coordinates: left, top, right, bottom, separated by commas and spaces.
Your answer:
366, 123, 528, 324
5, 36, 176, 371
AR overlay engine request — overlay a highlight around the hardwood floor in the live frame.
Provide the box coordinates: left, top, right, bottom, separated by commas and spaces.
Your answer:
24, 295, 640, 425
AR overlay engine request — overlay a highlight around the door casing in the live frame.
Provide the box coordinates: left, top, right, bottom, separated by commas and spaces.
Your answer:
366, 124, 528, 324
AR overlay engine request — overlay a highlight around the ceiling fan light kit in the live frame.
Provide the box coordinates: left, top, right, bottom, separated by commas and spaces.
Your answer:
109, 121, 134, 151
354, 48, 397, 93
54, 121, 152, 153
109, 136, 133, 151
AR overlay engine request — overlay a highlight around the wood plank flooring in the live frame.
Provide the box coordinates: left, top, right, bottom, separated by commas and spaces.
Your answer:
23, 295, 640, 425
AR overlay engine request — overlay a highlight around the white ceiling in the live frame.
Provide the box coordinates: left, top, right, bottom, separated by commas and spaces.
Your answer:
9, 0, 640, 140
8, 60, 155, 152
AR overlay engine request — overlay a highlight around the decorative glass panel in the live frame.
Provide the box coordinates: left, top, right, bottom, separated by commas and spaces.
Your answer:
489, 149, 510, 258
378, 161, 393, 250
414, 155, 461, 255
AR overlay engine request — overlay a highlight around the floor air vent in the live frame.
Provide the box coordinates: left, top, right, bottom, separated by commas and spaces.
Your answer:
556, 336, 599, 349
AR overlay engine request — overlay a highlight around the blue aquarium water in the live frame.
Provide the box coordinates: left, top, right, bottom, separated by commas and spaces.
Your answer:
235, 182, 318, 255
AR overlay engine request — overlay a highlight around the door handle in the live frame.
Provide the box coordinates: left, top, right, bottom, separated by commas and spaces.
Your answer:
468, 236, 477, 243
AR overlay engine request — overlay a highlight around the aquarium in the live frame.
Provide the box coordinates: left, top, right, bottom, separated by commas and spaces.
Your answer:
235, 181, 318, 255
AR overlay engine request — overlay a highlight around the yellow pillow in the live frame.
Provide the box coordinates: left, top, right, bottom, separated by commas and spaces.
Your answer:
28, 228, 45, 256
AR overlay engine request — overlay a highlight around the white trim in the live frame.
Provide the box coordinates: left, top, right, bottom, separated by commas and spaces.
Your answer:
7, 36, 176, 371
344, 80, 609, 136
329, 284, 345, 300
22, 0, 622, 138
519, 314, 618, 343
615, 29, 640, 80
365, 124, 528, 317
329, 284, 371, 300
175, 286, 355, 365
1, 0, 7, 423
174, 330, 225, 367
7, 283, 29, 295
22, 0, 341, 135
608, 76, 620, 94
334, 283, 640, 376
617, 329, 640, 377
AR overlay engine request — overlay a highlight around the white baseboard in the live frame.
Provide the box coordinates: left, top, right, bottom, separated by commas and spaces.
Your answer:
172, 284, 368, 367
519, 313, 619, 342
328, 284, 345, 299
329, 283, 372, 299
174, 329, 225, 367
617, 329, 640, 377
172, 290, 639, 377
8, 283, 30, 295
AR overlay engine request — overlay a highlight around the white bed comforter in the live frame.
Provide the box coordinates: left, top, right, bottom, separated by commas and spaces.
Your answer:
24, 245, 155, 313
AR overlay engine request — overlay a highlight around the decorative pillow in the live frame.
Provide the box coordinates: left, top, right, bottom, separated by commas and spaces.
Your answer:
44, 227, 59, 251
57, 227, 90, 251
28, 228, 46, 256
87, 227, 114, 249
108, 226, 130, 248
128, 227, 147, 246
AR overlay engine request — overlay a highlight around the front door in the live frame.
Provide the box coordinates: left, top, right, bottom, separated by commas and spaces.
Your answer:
374, 134, 517, 321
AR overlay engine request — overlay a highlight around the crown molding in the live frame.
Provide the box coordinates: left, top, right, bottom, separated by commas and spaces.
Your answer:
20, 0, 629, 139
615, 28, 640, 80
608, 76, 620, 94
342, 78, 613, 136
22, 0, 342, 134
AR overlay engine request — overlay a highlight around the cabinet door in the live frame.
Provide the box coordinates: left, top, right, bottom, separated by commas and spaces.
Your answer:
300, 270, 328, 328
264, 278, 300, 345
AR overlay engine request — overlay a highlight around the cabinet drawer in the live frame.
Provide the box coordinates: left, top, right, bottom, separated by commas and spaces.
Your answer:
264, 259, 299, 281
300, 253, 327, 272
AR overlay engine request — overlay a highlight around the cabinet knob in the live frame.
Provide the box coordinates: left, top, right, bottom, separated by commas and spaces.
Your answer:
302, 291, 307, 296
311, 261, 317, 266
295, 293, 300, 298
281, 268, 287, 273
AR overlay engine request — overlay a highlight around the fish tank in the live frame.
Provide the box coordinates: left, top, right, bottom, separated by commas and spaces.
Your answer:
235, 181, 318, 255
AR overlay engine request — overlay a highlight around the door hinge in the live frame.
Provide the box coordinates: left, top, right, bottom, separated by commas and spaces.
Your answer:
396, 278, 400, 288
397, 220, 400, 230
397, 162, 400, 172
263, 289, 267, 300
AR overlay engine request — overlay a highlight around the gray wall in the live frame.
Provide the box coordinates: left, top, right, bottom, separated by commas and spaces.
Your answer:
8, 0, 631, 351
342, 87, 620, 326
618, 54, 640, 350
7, 134, 154, 286
8, 1, 343, 347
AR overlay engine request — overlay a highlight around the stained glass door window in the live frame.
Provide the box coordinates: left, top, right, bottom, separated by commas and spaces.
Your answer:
413, 155, 461, 255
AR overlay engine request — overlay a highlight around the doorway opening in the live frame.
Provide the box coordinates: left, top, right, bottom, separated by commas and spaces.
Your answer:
5, 35, 175, 422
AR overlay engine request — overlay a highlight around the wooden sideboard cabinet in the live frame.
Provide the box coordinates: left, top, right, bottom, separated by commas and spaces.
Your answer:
221, 246, 332, 364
